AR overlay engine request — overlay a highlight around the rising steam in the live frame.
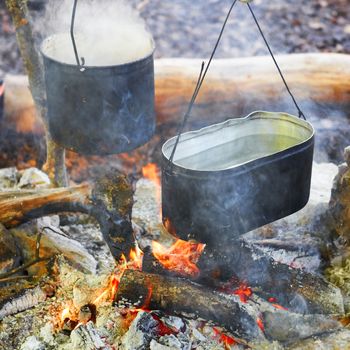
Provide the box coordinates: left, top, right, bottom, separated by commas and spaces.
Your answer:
40, 0, 154, 66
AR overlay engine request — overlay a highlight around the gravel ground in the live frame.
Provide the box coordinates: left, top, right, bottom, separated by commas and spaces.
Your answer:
0, 0, 349, 75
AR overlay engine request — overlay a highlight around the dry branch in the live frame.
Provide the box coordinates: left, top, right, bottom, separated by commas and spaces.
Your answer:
0, 173, 134, 261
0, 184, 91, 228
5, 0, 67, 186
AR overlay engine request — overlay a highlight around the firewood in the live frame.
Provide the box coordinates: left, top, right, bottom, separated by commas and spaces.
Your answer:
116, 269, 262, 341
0, 285, 47, 320
0, 172, 134, 261
116, 269, 341, 344
5, 0, 68, 186
197, 241, 344, 315
133, 179, 344, 315
0, 184, 91, 228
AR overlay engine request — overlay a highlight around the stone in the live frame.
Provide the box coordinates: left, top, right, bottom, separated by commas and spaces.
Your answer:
18, 168, 50, 189
121, 311, 159, 350
20, 336, 45, 350
288, 329, 350, 350
70, 321, 107, 350
158, 334, 183, 349
39, 323, 55, 346
0, 167, 18, 189
150, 340, 173, 350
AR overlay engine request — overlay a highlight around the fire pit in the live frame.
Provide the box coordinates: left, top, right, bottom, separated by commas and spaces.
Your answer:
1, 0, 350, 349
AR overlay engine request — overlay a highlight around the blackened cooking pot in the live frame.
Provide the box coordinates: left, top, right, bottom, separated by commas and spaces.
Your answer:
40, 35, 155, 155
162, 111, 314, 246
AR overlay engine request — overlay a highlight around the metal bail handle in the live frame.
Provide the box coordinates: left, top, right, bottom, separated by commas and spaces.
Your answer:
70, 0, 85, 69
165, 0, 239, 176
166, 0, 307, 176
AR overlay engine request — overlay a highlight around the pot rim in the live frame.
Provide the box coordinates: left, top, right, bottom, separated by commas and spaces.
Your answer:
40, 33, 155, 70
162, 110, 315, 174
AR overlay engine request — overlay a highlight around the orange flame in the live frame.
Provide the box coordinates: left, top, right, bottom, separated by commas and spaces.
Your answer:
213, 327, 237, 348
233, 283, 253, 303
59, 245, 145, 328
271, 303, 288, 311
129, 244, 144, 271
257, 317, 265, 332
152, 239, 205, 277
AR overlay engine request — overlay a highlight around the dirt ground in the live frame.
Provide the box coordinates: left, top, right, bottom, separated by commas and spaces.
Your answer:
0, 0, 349, 75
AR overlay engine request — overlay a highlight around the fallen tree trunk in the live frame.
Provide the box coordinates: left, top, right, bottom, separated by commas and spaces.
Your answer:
5, 53, 350, 131
155, 53, 350, 125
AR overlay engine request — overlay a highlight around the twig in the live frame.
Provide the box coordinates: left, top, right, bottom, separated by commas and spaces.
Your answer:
0, 276, 32, 283
0, 257, 49, 281
0, 227, 48, 281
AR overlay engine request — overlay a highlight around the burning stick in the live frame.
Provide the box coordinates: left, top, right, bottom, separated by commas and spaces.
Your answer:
116, 269, 262, 341
116, 270, 341, 344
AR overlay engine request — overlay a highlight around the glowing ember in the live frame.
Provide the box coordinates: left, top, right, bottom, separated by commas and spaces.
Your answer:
152, 239, 205, 277
257, 317, 265, 332
213, 327, 236, 348
141, 283, 153, 312
271, 303, 288, 311
233, 283, 253, 303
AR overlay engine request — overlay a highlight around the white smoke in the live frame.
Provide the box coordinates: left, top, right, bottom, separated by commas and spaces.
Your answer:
40, 0, 154, 66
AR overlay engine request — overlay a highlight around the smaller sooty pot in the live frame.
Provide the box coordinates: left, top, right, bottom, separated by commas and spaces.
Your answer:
161, 111, 315, 248
40, 35, 155, 155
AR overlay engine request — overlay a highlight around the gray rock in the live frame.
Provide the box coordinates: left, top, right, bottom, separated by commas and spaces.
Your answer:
0, 167, 18, 189
70, 321, 107, 350
121, 311, 159, 350
18, 168, 50, 189
20, 336, 45, 350
150, 339, 173, 350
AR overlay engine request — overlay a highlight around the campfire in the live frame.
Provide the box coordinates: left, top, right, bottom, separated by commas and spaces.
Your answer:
1, 0, 350, 349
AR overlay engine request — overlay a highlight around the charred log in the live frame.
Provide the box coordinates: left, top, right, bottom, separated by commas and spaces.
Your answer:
116, 269, 262, 341
116, 269, 341, 344
197, 240, 344, 315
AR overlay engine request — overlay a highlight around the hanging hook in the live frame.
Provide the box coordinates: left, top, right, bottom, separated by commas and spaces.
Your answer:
70, 0, 85, 69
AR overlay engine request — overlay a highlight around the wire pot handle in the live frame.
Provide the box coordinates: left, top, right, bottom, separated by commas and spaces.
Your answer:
70, 0, 85, 69
165, 0, 307, 176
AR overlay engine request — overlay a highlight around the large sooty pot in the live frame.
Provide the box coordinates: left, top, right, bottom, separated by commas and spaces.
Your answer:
162, 111, 314, 247
41, 36, 155, 155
